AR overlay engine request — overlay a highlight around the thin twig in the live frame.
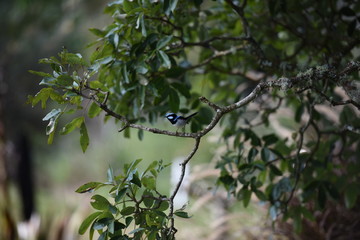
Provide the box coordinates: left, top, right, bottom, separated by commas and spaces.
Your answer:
286, 104, 314, 206
186, 45, 245, 70
168, 137, 201, 235
224, 0, 267, 64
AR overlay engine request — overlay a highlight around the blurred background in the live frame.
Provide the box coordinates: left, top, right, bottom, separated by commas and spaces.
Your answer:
0, 1, 277, 239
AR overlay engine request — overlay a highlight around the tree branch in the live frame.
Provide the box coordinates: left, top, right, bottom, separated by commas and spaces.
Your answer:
72, 62, 359, 234
168, 137, 201, 235
224, 0, 268, 65
187, 45, 245, 70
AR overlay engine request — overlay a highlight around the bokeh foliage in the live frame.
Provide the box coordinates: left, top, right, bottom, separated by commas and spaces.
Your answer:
28, 0, 360, 239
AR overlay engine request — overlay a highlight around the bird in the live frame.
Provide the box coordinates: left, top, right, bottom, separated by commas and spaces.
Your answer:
165, 112, 198, 132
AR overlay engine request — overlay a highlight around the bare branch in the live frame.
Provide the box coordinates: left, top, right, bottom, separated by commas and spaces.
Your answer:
168, 137, 201, 235
224, 0, 267, 64
187, 45, 245, 70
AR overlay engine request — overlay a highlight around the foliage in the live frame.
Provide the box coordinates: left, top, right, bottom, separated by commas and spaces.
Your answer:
28, 0, 360, 239
75, 159, 188, 239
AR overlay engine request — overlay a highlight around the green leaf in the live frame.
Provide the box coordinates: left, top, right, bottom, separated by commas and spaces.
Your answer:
254, 190, 267, 201
247, 147, 258, 163
91, 195, 111, 210
43, 108, 62, 121
120, 206, 135, 216
345, 183, 359, 209
89, 80, 105, 89
261, 147, 273, 162
57, 74, 73, 86
29, 88, 52, 108
140, 13, 147, 36
269, 205, 277, 221
61, 116, 84, 135
108, 220, 115, 234
142, 176, 156, 190
128, 227, 145, 235
93, 215, 113, 230
130, 173, 142, 187
39, 76, 56, 86
237, 188, 252, 207
43, 109, 62, 144
59, 51, 87, 65
174, 210, 191, 218
97, 232, 107, 240
269, 164, 283, 176
143, 160, 158, 175
122, 65, 130, 83
170, 0, 179, 12
78, 211, 102, 235
125, 159, 142, 175
158, 200, 169, 211
137, 129, 144, 141
88, 102, 102, 118
75, 182, 103, 193
168, 87, 180, 113
156, 36, 173, 50
243, 129, 261, 146
147, 230, 157, 240
107, 166, 115, 183
123, 0, 137, 13
158, 50, 171, 68
164, 0, 178, 15
47, 128, 56, 145
143, 190, 154, 208
29, 70, 52, 77
262, 134, 279, 146
80, 122, 89, 152
89, 28, 105, 37
272, 177, 292, 200
243, 188, 252, 207
125, 216, 133, 227
115, 188, 128, 203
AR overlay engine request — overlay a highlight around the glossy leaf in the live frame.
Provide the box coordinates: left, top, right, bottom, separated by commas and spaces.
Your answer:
76, 182, 103, 193
158, 50, 171, 69
121, 206, 135, 216
269, 205, 277, 221
156, 36, 173, 50
61, 116, 84, 135
143, 190, 154, 208
248, 147, 258, 163
91, 195, 111, 210
88, 102, 102, 118
80, 122, 89, 152
78, 211, 102, 235
174, 211, 191, 218
115, 188, 128, 203
130, 172, 142, 187
142, 176, 156, 190
269, 164, 283, 176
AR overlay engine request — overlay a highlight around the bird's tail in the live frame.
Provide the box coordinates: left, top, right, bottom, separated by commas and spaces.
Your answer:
185, 112, 198, 120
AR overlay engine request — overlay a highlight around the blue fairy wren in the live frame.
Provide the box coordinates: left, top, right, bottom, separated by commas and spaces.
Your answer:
165, 112, 198, 132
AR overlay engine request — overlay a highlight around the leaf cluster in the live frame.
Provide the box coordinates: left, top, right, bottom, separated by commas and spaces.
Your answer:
76, 159, 190, 240
28, 0, 360, 238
